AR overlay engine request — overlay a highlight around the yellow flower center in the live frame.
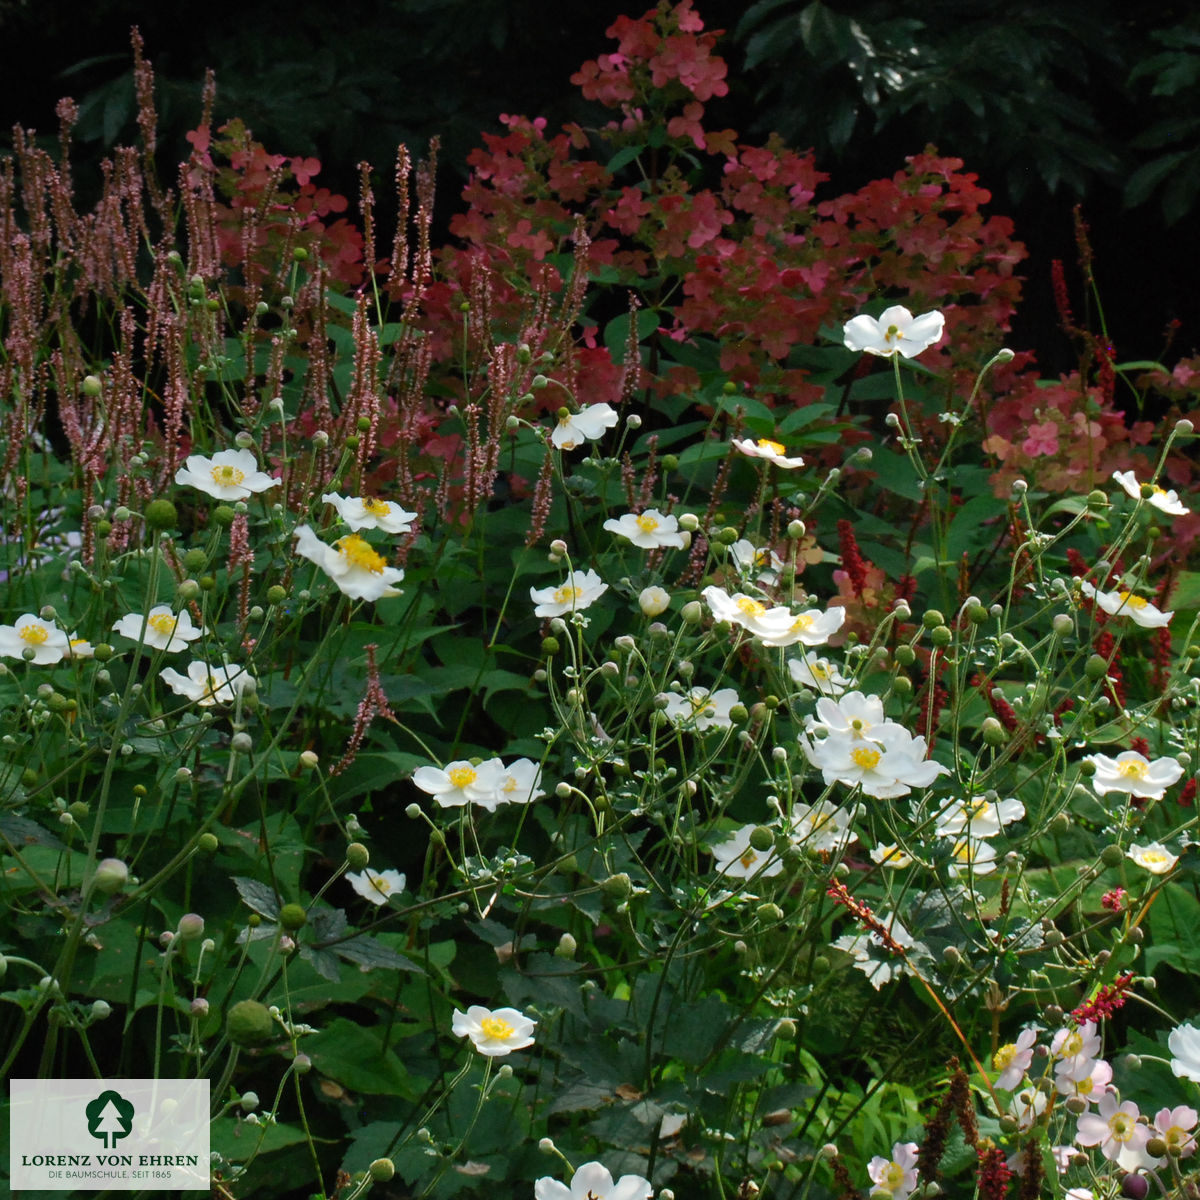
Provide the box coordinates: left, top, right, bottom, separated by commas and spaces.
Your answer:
500, 774, 519, 794
790, 613, 814, 632
969, 798, 990, 818
1077, 1075, 1094, 1095
1116, 591, 1148, 609
18, 622, 49, 645
689, 693, 715, 715
448, 766, 477, 789
885, 324, 901, 344
739, 848, 758, 869
1141, 850, 1170, 868
1060, 1031, 1083, 1057
370, 876, 394, 895
880, 1162, 906, 1190
211, 464, 246, 487
362, 498, 391, 516
480, 1015, 514, 1041
1166, 1126, 1190, 1150
810, 660, 830, 679
1118, 759, 1149, 780
1152, 485, 1168, 498
553, 585, 582, 604
336, 534, 386, 574
736, 596, 766, 617
635, 514, 659, 533
993, 1043, 1017, 1071
1109, 1113, 1134, 1142
758, 438, 786, 455
850, 746, 881, 770
148, 612, 179, 635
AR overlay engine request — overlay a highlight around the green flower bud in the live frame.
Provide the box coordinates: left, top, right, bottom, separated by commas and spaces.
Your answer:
197, 833, 219, 853
555, 933, 577, 959
182, 548, 208, 573
143, 499, 178, 531
661, 453, 679, 472
177, 913, 206, 940
346, 843, 370, 870
369, 1159, 395, 1183
895, 645, 916, 666
968, 604, 989, 624
541, 637, 559, 656
292, 245, 309, 262
921, 609, 945, 629
756, 902, 784, 922
1100, 844, 1124, 867
226, 999, 275, 1046
774, 1018, 796, 1040
681, 600, 704, 624
749, 826, 775, 852
266, 585, 287, 605
278, 904, 307, 931
92, 858, 129, 895
717, 527, 740, 546
930, 624, 953, 647
81, 374, 103, 397
601, 873, 632, 900
212, 505, 237, 527
1085, 653, 1110, 680
892, 675, 913, 698
981, 717, 1007, 746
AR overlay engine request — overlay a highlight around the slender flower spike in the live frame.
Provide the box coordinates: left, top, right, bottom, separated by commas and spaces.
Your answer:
1083, 750, 1184, 798
159, 660, 255, 706
346, 868, 406, 906
0, 614, 70, 664
1127, 841, 1179, 875
322, 492, 418, 533
866, 1141, 920, 1200
530, 569, 608, 618
550, 403, 618, 450
451, 1004, 536, 1056
843, 305, 945, 358
1079, 581, 1173, 628
1112, 470, 1189, 516
731, 437, 805, 469
1169, 1023, 1200, 1082
603, 508, 687, 549
293, 524, 404, 601
174, 448, 279, 500
534, 1161, 653, 1200
113, 606, 203, 653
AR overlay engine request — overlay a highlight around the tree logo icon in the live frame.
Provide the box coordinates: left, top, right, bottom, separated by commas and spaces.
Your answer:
85, 1089, 135, 1149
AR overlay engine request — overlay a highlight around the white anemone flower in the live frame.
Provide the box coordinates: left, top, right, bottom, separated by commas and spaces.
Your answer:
550, 403, 618, 450
491, 758, 545, 805
1112, 470, 1189, 516
946, 836, 997, 877
1076, 1095, 1154, 1172
728, 539, 784, 585
788, 651, 851, 696
0, 614, 70, 664
789, 800, 855, 853
802, 723, 950, 799
842, 305, 945, 358
603, 508, 686, 549
530, 569, 608, 619
174, 448, 279, 500
934, 795, 1025, 839
293, 524, 404, 601
869, 843, 914, 869
711, 824, 783, 879
451, 1004, 536, 1056
322, 492, 418, 533
701, 586, 786, 638
1170, 1023, 1200, 1083
1153, 1105, 1199, 1159
662, 687, 739, 732
866, 1142, 919, 1200
412, 759, 505, 809
731, 437, 805, 469
1127, 841, 1179, 875
534, 1162, 652, 1200
1079, 581, 1172, 627
112, 605, 203, 653
756, 604, 845, 649
1054, 1056, 1113, 1102
992, 1028, 1038, 1090
66, 634, 96, 659
159, 660, 255, 706
346, 868, 406, 906
1083, 750, 1183, 798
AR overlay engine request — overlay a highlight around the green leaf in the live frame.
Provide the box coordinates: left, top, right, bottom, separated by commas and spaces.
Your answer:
233, 876, 281, 921
305, 1018, 415, 1096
